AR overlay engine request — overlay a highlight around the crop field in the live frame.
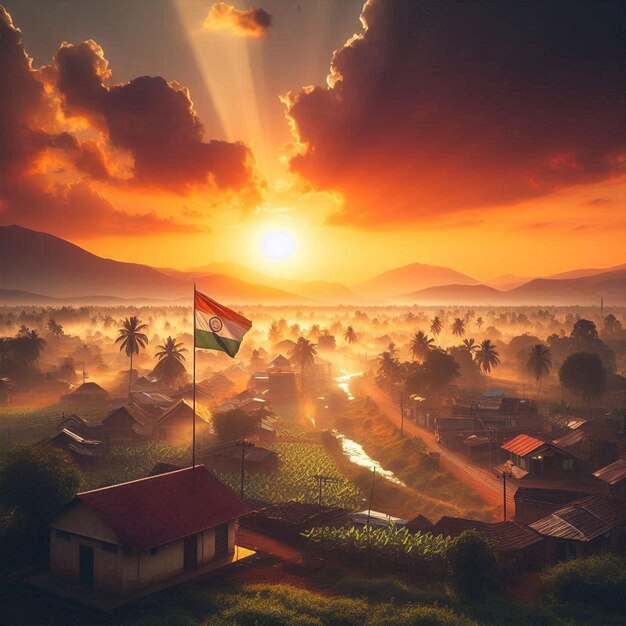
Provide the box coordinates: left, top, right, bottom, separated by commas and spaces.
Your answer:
216, 441, 364, 509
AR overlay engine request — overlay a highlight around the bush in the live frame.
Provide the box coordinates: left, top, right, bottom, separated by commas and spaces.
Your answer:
212, 409, 258, 442
446, 530, 498, 601
541, 554, 626, 614
367, 604, 477, 626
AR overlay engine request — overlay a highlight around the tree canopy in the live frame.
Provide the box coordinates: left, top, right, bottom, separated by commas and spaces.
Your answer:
559, 352, 607, 407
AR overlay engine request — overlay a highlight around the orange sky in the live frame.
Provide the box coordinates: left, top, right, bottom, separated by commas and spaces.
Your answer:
1, 1, 625, 284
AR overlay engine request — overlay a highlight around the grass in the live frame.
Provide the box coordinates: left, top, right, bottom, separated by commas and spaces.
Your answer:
329, 398, 494, 520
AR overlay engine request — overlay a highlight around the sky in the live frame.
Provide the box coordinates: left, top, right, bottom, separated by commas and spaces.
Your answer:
1, 0, 625, 284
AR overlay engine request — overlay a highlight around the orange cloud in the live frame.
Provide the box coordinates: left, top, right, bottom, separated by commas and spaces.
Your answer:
284, 0, 626, 228
203, 2, 272, 38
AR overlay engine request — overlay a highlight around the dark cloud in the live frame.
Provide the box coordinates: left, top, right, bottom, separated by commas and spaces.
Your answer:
203, 3, 272, 37
51, 40, 258, 193
284, 0, 626, 227
0, 7, 260, 238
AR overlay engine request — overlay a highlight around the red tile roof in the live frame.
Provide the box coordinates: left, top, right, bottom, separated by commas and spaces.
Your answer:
501, 434, 547, 457
77, 466, 250, 551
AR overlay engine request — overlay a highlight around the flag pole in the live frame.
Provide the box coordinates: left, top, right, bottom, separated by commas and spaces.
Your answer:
192, 283, 196, 470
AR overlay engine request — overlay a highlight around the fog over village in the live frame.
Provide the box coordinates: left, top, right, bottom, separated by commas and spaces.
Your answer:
0, 2, 625, 626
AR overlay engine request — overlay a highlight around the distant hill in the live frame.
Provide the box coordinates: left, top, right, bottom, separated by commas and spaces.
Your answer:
505, 268, 626, 305
354, 263, 479, 299
545, 263, 626, 281
397, 269, 626, 305
0, 225, 312, 304
396, 284, 504, 305
486, 274, 533, 290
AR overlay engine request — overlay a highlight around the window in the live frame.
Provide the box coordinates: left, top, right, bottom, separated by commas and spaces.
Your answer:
56, 529, 71, 541
101, 542, 118, 553
150, 547, 158, 556
562, 458, 574, 471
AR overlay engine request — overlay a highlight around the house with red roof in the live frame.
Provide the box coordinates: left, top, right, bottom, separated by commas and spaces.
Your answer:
49, 466, 250, 593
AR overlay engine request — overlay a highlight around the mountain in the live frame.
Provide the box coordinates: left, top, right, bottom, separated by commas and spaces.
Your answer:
486, 274, 533, 290
354, 263, 479, 299
506, 269, 626, 305
0, 225, 312, 304
396, 284, 504, 305
545, 263, 626, 281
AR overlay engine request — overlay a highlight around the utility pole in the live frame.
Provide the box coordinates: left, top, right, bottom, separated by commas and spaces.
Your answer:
313, 474, 338, 509
399, 390, 405, 436
601, 296, 604, 317
237, 440, 254, 500
366, 466, 376, 526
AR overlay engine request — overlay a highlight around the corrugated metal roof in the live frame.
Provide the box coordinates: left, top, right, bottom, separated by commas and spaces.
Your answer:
501, 434, 547, 456
530, 495, 626, 541
75, 466, 250, 551
593, 459, 626, 485
432, 516, 543, 552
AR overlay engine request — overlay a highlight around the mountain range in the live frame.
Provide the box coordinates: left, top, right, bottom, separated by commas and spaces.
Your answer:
0, 225, 624, 306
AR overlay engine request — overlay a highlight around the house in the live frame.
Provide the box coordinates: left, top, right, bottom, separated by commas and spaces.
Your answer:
203, 443, 278, 474
57, 414, 93, 437
49, 466, 250, 593
47, 428, 106, 468
98, 403, 155, 445
62, 382, 110, 404
499, 434, 580, 480
514, 487, 590, 524
529, 494, 626, 561
269, 354, 292, 372
351, 510, 407, 528
593, 459, 626, 498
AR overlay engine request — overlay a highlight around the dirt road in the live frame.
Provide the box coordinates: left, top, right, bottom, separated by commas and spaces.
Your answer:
359, 379, 516, 518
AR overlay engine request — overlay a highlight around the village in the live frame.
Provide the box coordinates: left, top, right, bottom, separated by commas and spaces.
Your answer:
0, 301, 625, 625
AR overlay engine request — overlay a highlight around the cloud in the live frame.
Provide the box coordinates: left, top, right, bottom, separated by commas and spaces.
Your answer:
0, 7, 261, 238
203, 2, 272, 38
283, 0, 626, 228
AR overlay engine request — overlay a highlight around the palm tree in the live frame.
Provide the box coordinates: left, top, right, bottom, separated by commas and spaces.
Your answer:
451, 318, 466, 338
527, 344, 552, 391
344, 326, 357, 344
47, 318, 64, 341
430, 316, 443, 337
291, 337, 317, 389
116, 316, 149, 397
461, 338, 478, 353
476, 316, 484, 331
410, 330, 435, 361
475, 339, 500, 374
153, 336, 187, 388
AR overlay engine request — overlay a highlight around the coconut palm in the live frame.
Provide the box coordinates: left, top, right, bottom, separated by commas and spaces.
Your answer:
461, 338, 478, 353
410, 330, 435, 361
116, 316, 149, 397
291, 337, 317, 389
527, 344, 552, 391
153, 336, 187, 388
451, 318, 466, 338
46, 318, 64, 341
430, 316, 443, 337
344, 325, 357, 344
476, 316, 484, 331
475, 339, 500, 374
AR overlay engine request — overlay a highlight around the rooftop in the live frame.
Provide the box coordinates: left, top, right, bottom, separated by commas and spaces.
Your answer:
593, 459, 626, 485
70, 466, 250, 551
501, 434, 547, 456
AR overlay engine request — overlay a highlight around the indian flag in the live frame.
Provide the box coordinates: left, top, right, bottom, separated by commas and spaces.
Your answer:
194, 290, 252, 357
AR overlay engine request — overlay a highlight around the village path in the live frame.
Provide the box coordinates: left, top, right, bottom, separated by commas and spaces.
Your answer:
359, 379, 516, 518
237, 528, 304, 563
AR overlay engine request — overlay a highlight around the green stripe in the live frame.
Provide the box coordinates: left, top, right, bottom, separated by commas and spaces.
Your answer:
195, 329, 241, 357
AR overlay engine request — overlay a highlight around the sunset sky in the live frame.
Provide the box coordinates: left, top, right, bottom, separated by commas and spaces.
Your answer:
1, 0, 625, 283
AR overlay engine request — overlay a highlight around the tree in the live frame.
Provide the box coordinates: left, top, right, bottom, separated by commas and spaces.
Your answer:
603, 314, 622, 334
559, 352, 607, 408
430, 316, 443, 337
344, 325, 357, 344
406, 350, 460, 395
115, 316, 149, 397
461, 338, 478, 353
570, 318, 598, 343
475, 340, 500, 374
153, 336, 187, 388
476, 316, 484, 331
212, 409, 257, 442
446, 530, 498, 601
527, 344, 552, 391
377, 349, 401, 388
451, 318, 466, 338
291, 337, 317, 389
46, 318, 64, 341
0, 445, 81, 522
410, 330, 435, 361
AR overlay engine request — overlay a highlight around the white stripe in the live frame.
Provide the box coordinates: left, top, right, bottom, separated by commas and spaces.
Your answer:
196, 309, 247, 341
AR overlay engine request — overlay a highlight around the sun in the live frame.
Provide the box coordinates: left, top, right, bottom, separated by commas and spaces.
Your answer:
261, 228, 296, 262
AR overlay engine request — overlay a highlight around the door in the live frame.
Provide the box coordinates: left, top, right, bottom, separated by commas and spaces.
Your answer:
183, 534, 198, 570
79, 545, 94, 586
215, 524, 229, 559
